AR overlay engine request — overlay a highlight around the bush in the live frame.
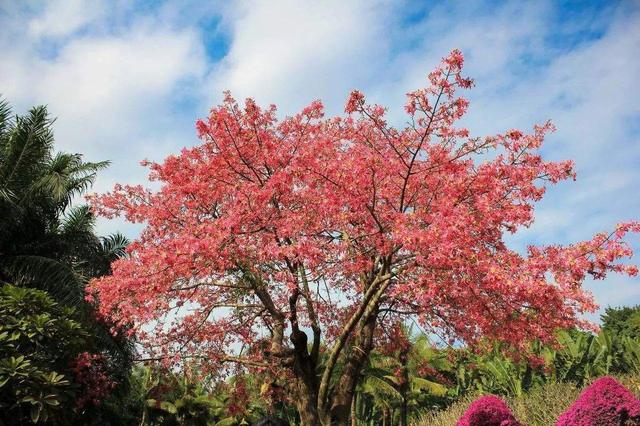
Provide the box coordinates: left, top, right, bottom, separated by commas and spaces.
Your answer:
0, 284, 87, 423
455, 395, 520, 426
556, 376, 640, 425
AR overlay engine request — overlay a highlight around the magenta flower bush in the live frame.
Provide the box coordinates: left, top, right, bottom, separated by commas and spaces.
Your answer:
556, 376, 640, 425
456, 395, 521, 426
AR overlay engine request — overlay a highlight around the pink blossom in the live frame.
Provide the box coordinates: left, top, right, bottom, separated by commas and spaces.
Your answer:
556, 376, 640, 425
85, 49, 639, 387
456, 395, 521, 426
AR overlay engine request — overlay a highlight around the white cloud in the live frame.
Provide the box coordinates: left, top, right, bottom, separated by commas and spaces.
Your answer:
28, 0, 107, 38
208, 0, 395, 113
1, 5, 208, 236
1, 0, 638, 315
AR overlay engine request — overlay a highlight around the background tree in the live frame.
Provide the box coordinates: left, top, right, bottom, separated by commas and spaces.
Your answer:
602, 305, 640, 340
88, 51, 639, 425
601, 305, 640, 375
0, 98, 134, 424
354, 327, 448, 426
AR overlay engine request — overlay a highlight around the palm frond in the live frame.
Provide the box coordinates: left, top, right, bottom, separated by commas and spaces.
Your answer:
361, 375, 402, 402
31, 153, 110, 209
101, 232, 130, 259
0, 97, 12, 138
410, 377, 447, 396
0, 186, 15, 204
0, 106, 54, 199
0, 255, 86, 306
61, 205, 96, 235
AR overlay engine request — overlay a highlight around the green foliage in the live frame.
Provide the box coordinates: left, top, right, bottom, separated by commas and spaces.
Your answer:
447, 328, 621, 402
602, 305, 640, 375
548, 329, 614, 384
0, 97, 115, 303
354, 328, 449, 425
133, 365, 269, 426
602, 305, 640, 339
0, 284, 86, 424
0, 98, 134, 424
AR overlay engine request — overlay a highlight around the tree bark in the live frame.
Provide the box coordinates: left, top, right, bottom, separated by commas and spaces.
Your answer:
290, 327, 322, 425
350, 392, 357, 426
329, 308, 378, 425
294, 376, 321, 426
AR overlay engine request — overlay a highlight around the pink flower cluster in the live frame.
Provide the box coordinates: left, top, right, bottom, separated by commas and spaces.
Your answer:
70, 352, 117, 409
85, 49, 640, 373
458, 378, 640, 426
456, 395, 521, 426
556, 376, 640, 425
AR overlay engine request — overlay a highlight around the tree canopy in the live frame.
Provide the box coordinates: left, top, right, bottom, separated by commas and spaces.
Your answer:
87, 50, 639, 425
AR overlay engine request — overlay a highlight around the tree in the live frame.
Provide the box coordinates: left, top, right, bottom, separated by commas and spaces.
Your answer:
601, 305, 640, 340
0, 98, 134, 422
601, 305, 640, 374
88, 50, 639, 425
0, 98, 117, 304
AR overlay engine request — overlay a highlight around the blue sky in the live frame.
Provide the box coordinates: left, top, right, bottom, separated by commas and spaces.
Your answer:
1, 0, 639, 321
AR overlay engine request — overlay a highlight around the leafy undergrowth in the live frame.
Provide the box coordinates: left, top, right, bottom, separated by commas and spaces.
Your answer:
414, 375, 640, 426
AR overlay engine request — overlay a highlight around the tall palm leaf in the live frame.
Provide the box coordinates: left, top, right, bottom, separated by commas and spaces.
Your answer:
0, 104, 54, 205
34, 152, 109, 210
0, 255, 86, 306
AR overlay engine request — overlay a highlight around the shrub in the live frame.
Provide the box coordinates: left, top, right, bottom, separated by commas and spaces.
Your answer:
0, 284, 87, 423
556, 376, 640, 425
456, 395, 521, 426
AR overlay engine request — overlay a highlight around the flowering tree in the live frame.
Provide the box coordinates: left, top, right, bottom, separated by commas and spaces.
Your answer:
88, 50, 639, 425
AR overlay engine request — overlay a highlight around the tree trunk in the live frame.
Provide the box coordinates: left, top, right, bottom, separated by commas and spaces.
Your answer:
398, 346, 409, 426
290, 327, 322, 426
294, 382, 321, 426
400, 397, 408, 426
350, 392, 357, 426
329, 310, 378, 425
286, 272, 386, 425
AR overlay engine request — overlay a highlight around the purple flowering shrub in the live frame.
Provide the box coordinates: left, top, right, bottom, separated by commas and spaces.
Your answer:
556, 376, 640, 425
456, 395, 521, 426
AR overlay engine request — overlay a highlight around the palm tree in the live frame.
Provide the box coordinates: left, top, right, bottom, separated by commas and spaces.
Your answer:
0, 97, 133, 376
0, 99, 114, 300
354, 328, 448, 425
